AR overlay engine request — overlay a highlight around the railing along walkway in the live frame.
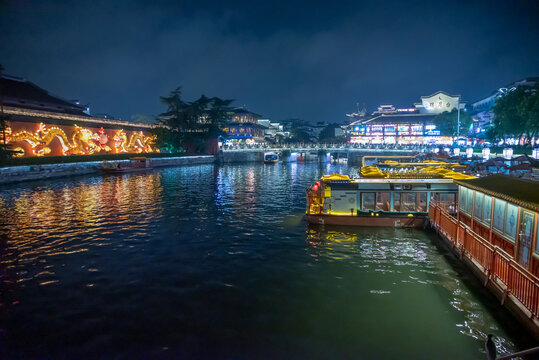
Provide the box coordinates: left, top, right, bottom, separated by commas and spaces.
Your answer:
429, 204, 539, 320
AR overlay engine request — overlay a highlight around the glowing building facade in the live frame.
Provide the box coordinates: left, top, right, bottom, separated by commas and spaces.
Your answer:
0, 74, 156, 157
347, 91, 465, 145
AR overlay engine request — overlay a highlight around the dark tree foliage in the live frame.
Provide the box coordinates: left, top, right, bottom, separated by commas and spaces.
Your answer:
153, 87, 233, 153
492, 86, 538, 143
287, 125, 310, 143
435, 109, 472, 138
319, 123, 345, 143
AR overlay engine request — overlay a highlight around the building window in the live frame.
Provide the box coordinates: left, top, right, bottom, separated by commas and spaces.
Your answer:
493, 199, 506, 232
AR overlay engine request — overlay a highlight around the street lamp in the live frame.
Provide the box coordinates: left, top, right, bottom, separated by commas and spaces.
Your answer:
456, 96, 461, 140
503, 148, 513, 160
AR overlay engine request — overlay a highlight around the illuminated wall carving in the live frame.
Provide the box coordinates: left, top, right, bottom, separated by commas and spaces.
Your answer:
3, 120, 157, 157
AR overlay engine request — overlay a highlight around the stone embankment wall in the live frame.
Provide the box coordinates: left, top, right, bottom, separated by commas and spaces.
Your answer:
0, 156, 215, 185
221, 151, 263, 163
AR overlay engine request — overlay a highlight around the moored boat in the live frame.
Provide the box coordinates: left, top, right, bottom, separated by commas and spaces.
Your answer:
306, 160, 474, 227
102, 157, 152, 174
264, 152, 279, 164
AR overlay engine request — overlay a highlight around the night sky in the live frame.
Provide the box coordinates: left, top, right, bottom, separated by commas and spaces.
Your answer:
1, 0, 538, 123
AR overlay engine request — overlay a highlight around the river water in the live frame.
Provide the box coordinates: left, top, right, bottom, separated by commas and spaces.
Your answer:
0, 163, 535, 359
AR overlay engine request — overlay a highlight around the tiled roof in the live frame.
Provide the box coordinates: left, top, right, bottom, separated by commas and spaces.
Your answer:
0, 74, 87, 115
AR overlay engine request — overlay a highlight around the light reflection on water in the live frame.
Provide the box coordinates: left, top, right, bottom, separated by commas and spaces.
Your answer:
304, 225, 523, 356
0, 163, 534, 359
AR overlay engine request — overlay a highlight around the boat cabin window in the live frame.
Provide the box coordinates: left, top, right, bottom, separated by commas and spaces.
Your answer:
536, 221, 539, 254
401, 193, 415, 211
459, 187, 473, 214
394, 193, 414, 212
431, 192, 456, 209
394, 192, 428, 212
375, 192, 390, 211
362, 193, 375, 210
493, 199, 506, 233
482, 195, 492, 224
417, 192, 427, 212
504, 203, 518, 239
473, 192, 484, 220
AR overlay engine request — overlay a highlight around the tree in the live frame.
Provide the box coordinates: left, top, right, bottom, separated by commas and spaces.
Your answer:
131, 113, 156, 124
518, 86, 539, 142
154, 87, 233, 153
287, 124, 310, 143
206, 97, 234, 137
435, 109, 472, 138
319, 123, 345, 143
484, 126, 499, 143
492, 86, 538, 143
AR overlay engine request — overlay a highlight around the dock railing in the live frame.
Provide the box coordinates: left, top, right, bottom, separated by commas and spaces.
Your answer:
429, 203, 539, 319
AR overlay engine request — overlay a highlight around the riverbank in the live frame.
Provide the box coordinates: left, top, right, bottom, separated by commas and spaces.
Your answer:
0, 155, 214, 185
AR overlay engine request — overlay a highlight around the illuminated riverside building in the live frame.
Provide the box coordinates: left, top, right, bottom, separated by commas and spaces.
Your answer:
222, 108, 266, 144
347, 91, 465, 145
0, 74, 156, 156
222, 122, 266, 144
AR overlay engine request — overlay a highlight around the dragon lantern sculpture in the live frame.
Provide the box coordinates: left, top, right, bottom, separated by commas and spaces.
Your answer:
4, 123, 156, 156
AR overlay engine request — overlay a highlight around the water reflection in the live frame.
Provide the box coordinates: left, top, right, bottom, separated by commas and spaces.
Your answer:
0, 173, 164, 295
0, 163, 532, 359
305, 225, 519, 356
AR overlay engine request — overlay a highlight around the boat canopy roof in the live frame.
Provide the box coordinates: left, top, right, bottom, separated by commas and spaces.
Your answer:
321, 174, 350, 182
455, 175, 539, 213
359, 164, 475, 180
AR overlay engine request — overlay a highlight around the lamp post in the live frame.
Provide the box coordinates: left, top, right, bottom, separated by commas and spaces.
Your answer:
456, 96, 461, 140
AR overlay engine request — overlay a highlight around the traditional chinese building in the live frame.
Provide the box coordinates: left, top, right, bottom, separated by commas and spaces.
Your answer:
222, 108, 265, 143
222, 122, 266, 143
0, 74, 156, 157
347, 91, 465, 145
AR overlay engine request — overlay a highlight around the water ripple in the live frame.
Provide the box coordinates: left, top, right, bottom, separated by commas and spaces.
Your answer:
0, 164, 532, 359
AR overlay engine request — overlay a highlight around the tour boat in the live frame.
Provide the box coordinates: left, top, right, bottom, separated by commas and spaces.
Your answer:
264, 152, 280, 164
306, 160, 474, 227
102, 157, 153, 174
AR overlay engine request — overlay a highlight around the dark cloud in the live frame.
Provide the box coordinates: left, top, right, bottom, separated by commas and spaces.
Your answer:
1, 0, 538, 122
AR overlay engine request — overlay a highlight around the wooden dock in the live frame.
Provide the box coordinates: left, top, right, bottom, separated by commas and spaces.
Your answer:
429, 203, 539, 338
